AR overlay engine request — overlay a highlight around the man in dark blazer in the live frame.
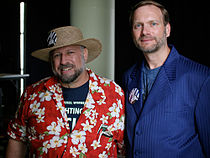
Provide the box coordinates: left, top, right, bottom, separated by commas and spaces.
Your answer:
122, 1, 210, 157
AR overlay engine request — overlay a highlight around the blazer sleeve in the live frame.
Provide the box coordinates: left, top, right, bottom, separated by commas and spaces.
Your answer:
195, 75, 210, 157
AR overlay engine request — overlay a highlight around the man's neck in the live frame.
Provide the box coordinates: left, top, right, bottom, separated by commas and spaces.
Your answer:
61, 70, 89, 88
143, 45, 170, 69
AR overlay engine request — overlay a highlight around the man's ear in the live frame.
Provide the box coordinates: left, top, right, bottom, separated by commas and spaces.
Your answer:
166, 23, 171, 37
84, 47, 88, 62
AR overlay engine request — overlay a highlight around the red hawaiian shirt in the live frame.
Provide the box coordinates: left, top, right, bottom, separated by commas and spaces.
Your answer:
7, 69, 125, 158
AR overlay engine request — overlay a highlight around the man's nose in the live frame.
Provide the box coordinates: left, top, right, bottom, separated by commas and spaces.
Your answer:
60, 54, 67, 64
142, 25, 150, 36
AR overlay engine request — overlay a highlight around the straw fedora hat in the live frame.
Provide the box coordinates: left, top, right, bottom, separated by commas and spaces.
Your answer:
31, 26, 102, 63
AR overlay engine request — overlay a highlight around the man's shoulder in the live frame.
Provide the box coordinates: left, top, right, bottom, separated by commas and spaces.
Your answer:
93, 72, 124, 94
125, 63, 138, 73
89, 69, 117, 85
95, 74, 121, 88
178, 55, 210, 76
26, 76, 56, 93
123, 63, 140, 79
169, 45, 210, 75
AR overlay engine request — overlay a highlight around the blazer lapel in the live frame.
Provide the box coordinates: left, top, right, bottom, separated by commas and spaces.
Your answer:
126, 63, 143, 144
140, 47, 179, 119
127, 62, 143, 116
140, 67, 172, 118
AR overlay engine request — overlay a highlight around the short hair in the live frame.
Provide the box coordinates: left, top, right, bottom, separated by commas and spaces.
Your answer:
129, 0, 170, 27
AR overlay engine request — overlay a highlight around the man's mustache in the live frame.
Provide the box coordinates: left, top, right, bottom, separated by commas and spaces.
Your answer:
138, 35, 155, 41
59, 64, 75, 70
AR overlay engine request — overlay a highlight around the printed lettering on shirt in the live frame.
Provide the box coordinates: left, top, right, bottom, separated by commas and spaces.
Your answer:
64, 100, 85, 131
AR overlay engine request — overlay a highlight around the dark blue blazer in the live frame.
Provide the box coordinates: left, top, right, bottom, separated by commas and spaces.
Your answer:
123, 46, 210, 158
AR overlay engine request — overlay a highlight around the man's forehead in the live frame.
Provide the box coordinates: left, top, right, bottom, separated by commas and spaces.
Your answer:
135, 5, 162, 17
134, 5, 163, 22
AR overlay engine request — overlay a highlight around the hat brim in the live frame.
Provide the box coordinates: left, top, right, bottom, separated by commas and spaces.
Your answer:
31, 38, 102, 63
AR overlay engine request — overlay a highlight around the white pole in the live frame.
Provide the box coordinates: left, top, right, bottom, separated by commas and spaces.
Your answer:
20, 2, 25, 96
70, 0, 115, 80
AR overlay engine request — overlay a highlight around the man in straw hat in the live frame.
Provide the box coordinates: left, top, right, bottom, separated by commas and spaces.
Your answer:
6, 26, 125, 157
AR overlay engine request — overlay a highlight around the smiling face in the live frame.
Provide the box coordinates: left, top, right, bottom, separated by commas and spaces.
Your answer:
51, 45, 88, 86
132, 5, 170, 54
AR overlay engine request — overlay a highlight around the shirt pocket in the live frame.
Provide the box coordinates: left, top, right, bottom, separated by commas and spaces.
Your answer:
86, 123, 114, 148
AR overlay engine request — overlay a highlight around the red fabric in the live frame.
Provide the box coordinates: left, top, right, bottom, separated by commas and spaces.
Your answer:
7, 69, 125, 157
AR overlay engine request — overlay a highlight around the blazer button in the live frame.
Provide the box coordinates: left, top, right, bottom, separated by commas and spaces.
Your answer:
136, 131, 142, 136
135, 151, 141, 157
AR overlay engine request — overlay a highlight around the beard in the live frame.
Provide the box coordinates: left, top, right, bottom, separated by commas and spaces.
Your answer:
54, 64, 85, 84
135, 29, 167, 54
52, 57, 86, 84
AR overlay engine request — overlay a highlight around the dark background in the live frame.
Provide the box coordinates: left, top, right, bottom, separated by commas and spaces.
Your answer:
0, 1, 70, 156
115, 0, 210, 86
26, 0, 71, 85
0, 0, 209, 156
0, 0, 209, 86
